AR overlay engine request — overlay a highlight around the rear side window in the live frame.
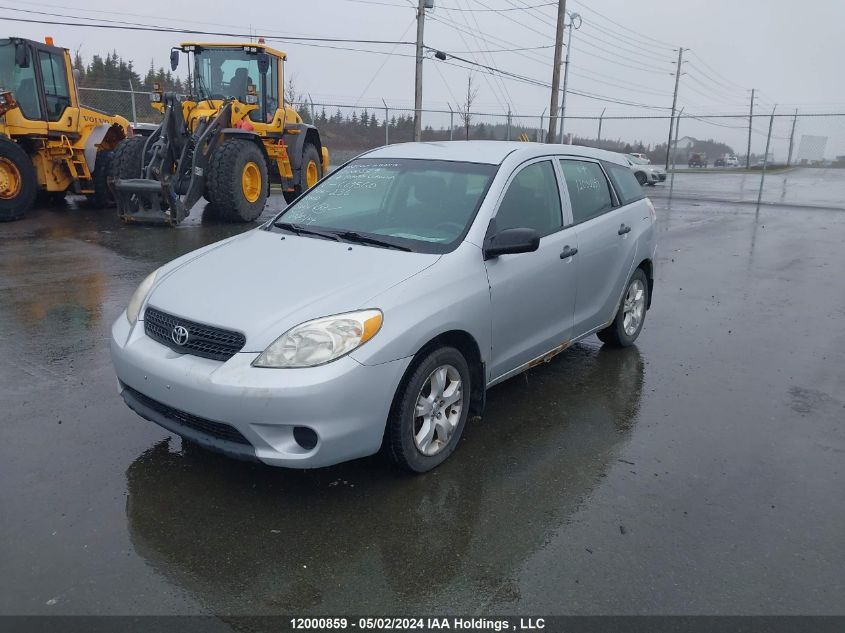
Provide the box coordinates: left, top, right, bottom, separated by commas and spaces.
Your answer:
495, 160, 562, 236
558, 160, 614, 224
604, 161, 645, 205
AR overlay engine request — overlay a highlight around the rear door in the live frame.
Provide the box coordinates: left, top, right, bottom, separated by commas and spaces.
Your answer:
559, 158, 639, 337
485, 158, 578, 382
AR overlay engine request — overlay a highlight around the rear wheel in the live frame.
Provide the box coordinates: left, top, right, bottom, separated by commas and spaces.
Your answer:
87, 149, 114, 208
284, 143, 323, 205
0, 139, 37, 222
597, 268, 649, 348
207, 139, 268, 222
110, 136, 146, 181
300, 143, 322, 191
384, 346, 471, 473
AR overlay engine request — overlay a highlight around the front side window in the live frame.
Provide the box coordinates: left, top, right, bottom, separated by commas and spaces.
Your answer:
38, 51, 70, 121
604, 162, 644, 205
195, 48, 278, 123
494, 160, 562, 236
0, 40, 42, 120
273, 158, 497, 253
559, 160, 614, 224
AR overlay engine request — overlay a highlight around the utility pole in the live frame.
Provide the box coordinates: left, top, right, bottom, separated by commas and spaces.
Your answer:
558, 12, 581, 142
757, 106, 776, 207
746, 88, 755, 168
413, 0, 427, 142
597, 107, 605, 144
786, 108, 798, 166
546, 0, 567, 143
664, 47, 685, 170
382, 98, 390, 146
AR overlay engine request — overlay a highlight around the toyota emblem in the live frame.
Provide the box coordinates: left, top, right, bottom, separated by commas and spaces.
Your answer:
171, 325, 190, 346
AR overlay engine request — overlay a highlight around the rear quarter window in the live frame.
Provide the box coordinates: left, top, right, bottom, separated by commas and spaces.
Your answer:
604, 161, 645, 206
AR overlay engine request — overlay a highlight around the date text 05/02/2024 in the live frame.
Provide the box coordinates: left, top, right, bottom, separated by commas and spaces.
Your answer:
289, 617, 546, 630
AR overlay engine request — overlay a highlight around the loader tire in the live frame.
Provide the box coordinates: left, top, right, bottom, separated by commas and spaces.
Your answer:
87, 149, 114, 208
208, 139, 268, 222
299, 143, 322, 193
110, 136, 146, 181
0, 138, 37, 222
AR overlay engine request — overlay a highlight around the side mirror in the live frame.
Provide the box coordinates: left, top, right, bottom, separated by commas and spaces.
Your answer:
483, 227, 540, 260
170, 49, 180, 72
257, 52, 270, 75
15, 42, 29, 68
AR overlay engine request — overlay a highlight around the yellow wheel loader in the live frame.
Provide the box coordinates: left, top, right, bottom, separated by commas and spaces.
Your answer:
0, 37, 132, 221
111, 41, 329, 225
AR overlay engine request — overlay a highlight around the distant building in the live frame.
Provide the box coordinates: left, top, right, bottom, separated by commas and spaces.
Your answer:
797, 135, 828, 163
670, 136, 696, 164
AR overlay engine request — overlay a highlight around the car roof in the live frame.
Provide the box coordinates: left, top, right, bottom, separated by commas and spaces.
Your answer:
362, 141, 630, 167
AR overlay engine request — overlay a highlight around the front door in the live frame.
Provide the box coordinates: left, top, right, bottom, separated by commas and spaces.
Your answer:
485, 158, 578, 382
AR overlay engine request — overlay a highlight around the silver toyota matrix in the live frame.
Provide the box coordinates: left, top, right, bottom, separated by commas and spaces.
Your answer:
110, 141, 657, 472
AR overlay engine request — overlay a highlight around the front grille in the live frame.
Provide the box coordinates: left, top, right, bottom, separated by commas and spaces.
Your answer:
144, 306, 246, 361
124, 385, 251, 445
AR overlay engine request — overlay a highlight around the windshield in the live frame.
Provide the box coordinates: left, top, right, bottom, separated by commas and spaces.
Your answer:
193, 48, 278, 122
272, 158, 497, 254
0, 40, 42, 120
627, 155, 649, 165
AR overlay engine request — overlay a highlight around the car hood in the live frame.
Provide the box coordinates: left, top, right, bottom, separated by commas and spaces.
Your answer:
144, 229, 441, 352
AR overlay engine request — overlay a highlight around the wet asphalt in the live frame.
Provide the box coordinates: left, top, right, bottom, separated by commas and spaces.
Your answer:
1, 170, 844, 617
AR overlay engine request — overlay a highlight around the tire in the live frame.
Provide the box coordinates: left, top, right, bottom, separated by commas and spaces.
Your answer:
110, 136, 146, 181
635, 171, 647, 185
87, 149, 114, 208
0, 138, 37, 222
298, 143, 322, 193
597, 268, 649, 348
207, 139, 268, 222
384, 346, 471, 473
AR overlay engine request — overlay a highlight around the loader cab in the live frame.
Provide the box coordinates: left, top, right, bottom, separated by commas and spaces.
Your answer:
182, 43, 284, 124
0, 37, 75, 126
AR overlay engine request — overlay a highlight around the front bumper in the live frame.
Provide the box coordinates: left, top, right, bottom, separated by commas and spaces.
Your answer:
649, 171, 666, 183
111, 314, 412, 468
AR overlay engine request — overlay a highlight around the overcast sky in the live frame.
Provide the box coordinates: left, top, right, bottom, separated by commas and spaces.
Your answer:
7, 0, 845, 156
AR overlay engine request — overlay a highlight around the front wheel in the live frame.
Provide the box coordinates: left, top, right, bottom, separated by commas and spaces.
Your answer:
635, 171, 647, 185
597, 269, 649, 347
0, 138, 37, 221
384, 347, 471, 473
207, 139, 268, 222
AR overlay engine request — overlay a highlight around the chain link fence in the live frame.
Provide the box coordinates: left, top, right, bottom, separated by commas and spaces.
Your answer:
78, 85, 162, 124
75, 84, 845, 210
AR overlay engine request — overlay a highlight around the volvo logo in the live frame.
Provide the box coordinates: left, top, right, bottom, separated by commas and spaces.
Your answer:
171, 325, 190, 346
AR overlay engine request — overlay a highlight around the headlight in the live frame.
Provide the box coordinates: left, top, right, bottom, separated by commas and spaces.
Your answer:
126, 269, 158, 325
253, 309, 383, 368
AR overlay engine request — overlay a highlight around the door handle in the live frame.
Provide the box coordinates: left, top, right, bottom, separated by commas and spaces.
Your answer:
560, 245, 578, 259
618, 223, 632, 235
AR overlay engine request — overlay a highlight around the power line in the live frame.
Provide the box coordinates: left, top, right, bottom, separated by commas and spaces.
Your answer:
501, 0, 673, 65
0, 13, 416, 45
568, 0, 677, 49
439, 0, 557, 11
687, 50, 746, 91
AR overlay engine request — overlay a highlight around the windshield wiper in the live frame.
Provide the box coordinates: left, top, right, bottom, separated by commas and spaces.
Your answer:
334, 231, 412, 251
274, 222, 341, 242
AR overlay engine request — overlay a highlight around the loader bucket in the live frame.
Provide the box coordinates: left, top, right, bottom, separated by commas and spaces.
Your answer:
113, 94, 231, 225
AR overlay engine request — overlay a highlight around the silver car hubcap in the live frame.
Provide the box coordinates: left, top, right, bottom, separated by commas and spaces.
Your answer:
413, 364, 463, 456
622, 279, 646, 336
